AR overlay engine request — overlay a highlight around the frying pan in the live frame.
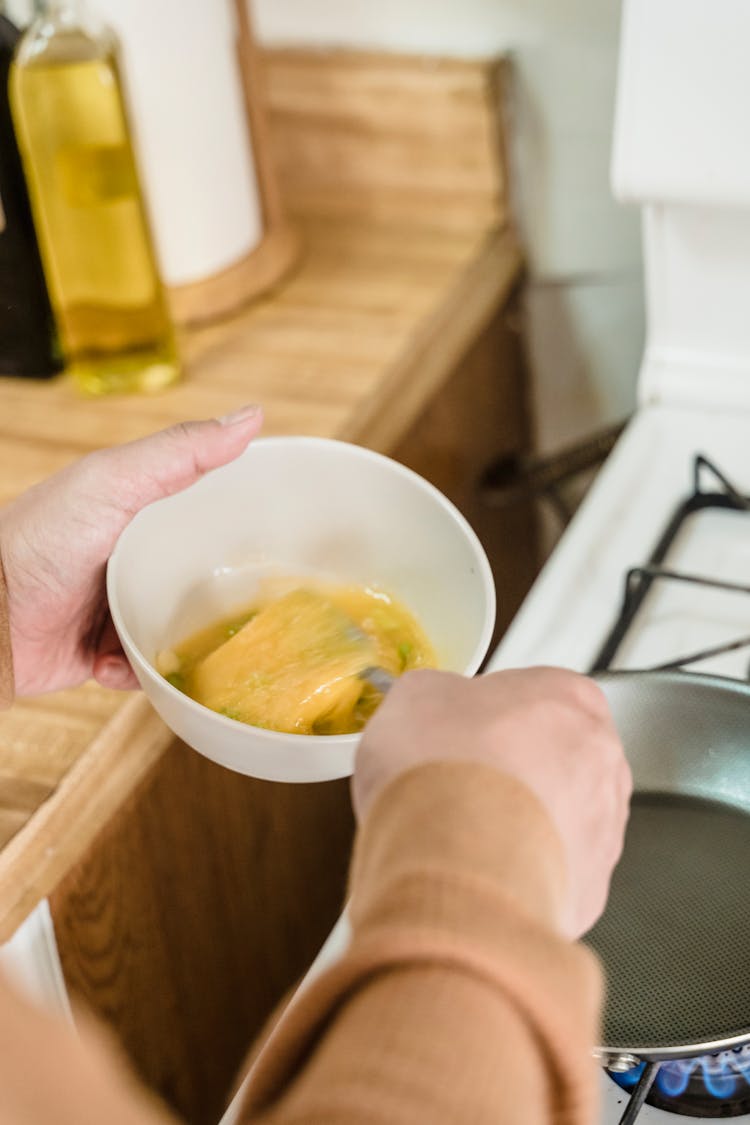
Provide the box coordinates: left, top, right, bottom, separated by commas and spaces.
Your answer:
588, 671, 750, 1064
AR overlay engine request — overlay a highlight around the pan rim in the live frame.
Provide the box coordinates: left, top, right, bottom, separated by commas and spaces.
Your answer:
591, 668, 750, 1060
594, 1030, 750, 1064
593, 667, 750, 699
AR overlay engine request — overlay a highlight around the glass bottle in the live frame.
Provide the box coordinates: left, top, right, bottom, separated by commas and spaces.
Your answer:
0, 6, 61, 378
9, 0, 180, 394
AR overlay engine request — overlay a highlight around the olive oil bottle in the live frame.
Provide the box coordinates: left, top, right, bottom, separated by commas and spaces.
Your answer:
0, 8, 61, 378
9, 0, 180, 394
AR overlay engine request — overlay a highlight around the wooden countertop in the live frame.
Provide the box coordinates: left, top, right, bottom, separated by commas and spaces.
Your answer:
0, 51, 522, 942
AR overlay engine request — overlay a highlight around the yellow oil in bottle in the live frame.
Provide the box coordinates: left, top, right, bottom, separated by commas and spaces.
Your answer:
10, 15, 180, 394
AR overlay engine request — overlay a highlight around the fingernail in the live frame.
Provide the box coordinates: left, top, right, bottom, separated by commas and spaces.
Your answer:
218, 404, 262, 426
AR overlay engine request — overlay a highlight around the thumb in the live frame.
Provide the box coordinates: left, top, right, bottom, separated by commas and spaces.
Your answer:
98, 404, 263, 516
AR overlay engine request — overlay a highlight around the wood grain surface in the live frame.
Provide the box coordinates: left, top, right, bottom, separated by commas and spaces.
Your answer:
264, 50, 510, 231
51, 743, 355, 1125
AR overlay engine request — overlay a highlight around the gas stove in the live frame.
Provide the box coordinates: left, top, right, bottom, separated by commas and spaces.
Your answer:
489, 416, 750, 1122
489, 0, 750, 1103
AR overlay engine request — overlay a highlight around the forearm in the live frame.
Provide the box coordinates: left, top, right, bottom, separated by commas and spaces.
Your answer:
247, 967, 558, 1125
237, 763, 603, 1125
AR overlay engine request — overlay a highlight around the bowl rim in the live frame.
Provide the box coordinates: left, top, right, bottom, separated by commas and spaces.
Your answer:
107, 435, 497, 744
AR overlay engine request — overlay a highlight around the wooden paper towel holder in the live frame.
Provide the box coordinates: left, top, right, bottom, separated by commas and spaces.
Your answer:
167, 1, 300, 327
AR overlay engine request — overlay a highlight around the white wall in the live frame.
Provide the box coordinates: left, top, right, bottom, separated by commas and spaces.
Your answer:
251, 0, 645, 455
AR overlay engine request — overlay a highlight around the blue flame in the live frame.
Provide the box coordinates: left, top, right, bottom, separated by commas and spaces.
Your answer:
611, 1061, 645, 1090
701, 1055, 738, 1099
657, 1060, 694, 1098
609, 1048, 750, 1103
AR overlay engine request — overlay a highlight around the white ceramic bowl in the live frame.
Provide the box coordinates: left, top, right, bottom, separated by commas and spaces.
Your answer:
107, 436, 495, 782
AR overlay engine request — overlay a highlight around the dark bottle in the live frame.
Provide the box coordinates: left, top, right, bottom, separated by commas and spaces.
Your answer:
0, 11, 61, 377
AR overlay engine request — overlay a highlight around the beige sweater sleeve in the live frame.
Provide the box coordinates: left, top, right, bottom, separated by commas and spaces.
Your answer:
236, 762, 603, 1125
0, 546, 14, 709
0, 709, 602, 1124
0, 549, 603, 1123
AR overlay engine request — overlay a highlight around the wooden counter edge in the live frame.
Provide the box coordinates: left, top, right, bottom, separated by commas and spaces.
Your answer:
0, 695, 172, 943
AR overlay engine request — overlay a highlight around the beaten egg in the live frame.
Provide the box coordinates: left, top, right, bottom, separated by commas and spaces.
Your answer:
157, 580, 435, 736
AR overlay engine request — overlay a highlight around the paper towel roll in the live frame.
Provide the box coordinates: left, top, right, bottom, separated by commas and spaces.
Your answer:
95, 0, 264, 288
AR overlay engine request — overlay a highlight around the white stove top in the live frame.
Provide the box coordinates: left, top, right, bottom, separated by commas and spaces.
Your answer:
491, 400, 750, 1123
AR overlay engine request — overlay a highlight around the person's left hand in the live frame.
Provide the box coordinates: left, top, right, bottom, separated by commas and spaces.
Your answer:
0, 405, 263, 697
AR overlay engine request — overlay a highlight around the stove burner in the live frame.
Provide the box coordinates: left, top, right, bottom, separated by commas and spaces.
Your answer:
610, 1049, 750, 1117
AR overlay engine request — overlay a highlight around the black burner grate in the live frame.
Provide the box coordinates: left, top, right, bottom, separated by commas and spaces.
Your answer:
592, 457, 750, 676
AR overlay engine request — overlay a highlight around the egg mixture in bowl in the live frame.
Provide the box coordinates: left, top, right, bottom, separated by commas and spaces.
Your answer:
157, 579, 435, 736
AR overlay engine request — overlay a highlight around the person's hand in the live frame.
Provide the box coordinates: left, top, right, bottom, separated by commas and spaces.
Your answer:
0, 405, 263, 697
352, 667, 631, 938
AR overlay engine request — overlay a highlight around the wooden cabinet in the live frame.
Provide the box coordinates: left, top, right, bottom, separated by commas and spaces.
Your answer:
51, 749, 354, 1125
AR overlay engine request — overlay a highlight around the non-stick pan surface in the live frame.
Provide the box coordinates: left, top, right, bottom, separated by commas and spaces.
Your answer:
588, 672, 750, 1060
